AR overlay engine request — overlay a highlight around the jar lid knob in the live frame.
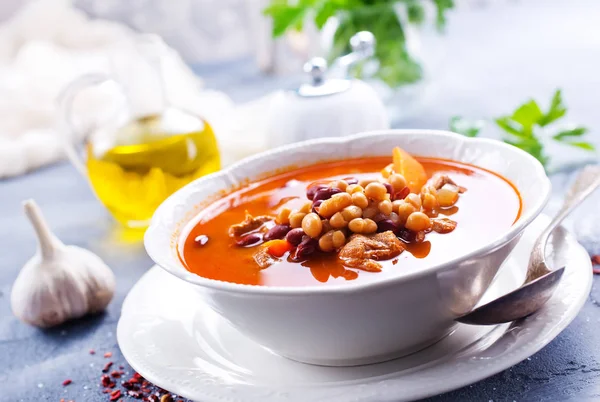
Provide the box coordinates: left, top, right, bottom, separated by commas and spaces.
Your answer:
303, 57, 328, 86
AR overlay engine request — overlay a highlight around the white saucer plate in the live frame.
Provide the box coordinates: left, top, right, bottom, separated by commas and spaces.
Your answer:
118, 215, 592, 402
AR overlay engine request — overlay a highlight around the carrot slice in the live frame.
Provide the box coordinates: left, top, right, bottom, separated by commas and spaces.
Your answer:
265, 239, 293, 258
392, 147, 427, 193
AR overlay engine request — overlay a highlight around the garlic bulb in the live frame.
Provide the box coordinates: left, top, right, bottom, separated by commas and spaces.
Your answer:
11, 199, 116, 328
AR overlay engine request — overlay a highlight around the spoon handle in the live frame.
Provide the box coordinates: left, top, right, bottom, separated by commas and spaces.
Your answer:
526, 165, 600, 283
545, 164, 600, 238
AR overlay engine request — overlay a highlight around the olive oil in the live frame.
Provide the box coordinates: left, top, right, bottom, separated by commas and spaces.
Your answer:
86, 112, 220, 228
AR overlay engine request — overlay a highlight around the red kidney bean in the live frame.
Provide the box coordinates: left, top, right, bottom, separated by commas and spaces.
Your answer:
377, 219, 399, 233
194, 234, 209, 246
371, 213, 388, 223
394, 186, 410, 201
344, 177, 359, 185
306, 184, 328, 200
313, 187, 342, 203
264, 224, 291, 241
293, 237, 318, 260
312, 199, 323, 213
236, 233, 262, 246
286, 228, 305, 246
397, 228, 416, 242
383, 183, 393, 195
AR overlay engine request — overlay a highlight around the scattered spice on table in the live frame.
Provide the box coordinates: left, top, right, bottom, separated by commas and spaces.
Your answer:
592, 255, 600, 274
102, 361, 113, 373
62, 379, 72, 386
89, 349, 96, 355
109, 389, 121, 401
84, 350, 190, 401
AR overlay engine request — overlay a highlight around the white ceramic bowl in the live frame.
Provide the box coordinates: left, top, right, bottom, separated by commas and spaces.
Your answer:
145, 130, 551, 366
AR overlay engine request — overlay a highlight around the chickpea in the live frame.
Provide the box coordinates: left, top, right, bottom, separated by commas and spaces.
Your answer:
348, 218, 365, 233
405, 212, 432, 232
365, 182, 388, 201
421, 192, 439, 211
436, 186, 459, 207
321, 219, 333, 233
389, 173, 407, 193
318, 231, 335, 252
318, 192, 353, 218
391, 200, 403, 213
396, 201, 417, 224
405, 193, 422, 210
330, 212, 348, 229
275, 207, 291, 225
378, 199, 393, 215
341, 205, 362, 221
302, 213, 323, 238
363, 218, 378, 234
346, 184, 364, 194
331, 180, 348, 191
352, 192, 369, 209
360, 178, 379, 188
348, 218, 377, 234
299, 201, 312, 214
289, 212, 307, 228
332, 230, 346, 248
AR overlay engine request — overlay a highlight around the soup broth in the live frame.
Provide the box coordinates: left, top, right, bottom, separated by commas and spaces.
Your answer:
181, 156, 522, 287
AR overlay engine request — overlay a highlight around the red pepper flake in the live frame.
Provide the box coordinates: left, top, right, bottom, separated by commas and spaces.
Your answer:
62, 379, 72, 386
110, 370, 122, 378
109, 389, 122, 401
119, 365, 124, 369
89, 349, 96, 355
128, 390, 142, 399
102, 361, 114, 373
104, 352, 113, 358
592, 256, 600, 274
60, 399, 65, 402
100, 374, 112, 387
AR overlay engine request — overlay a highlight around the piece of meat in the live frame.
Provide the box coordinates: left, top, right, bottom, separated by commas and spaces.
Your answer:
431, 218, 457, 234
425, 174, 467, 193
253, 247, 278, 269
229, 212, 273, 238
342, 258, 384, 272
338, 231, 404, 272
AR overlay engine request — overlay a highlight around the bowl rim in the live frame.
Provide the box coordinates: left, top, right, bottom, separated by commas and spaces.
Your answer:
145, 129, 552, 295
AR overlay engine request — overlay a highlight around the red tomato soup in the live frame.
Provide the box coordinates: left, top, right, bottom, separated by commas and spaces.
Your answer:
181, 154, 522, 287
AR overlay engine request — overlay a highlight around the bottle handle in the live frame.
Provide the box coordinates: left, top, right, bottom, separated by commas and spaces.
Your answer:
57, 73, 116, 176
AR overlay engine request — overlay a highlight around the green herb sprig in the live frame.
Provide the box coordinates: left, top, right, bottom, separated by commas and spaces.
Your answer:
263, 0, 455, 88
450, 89, 595, 169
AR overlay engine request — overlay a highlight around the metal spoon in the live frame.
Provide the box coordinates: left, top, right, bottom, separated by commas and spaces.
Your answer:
457, 165, 600, 325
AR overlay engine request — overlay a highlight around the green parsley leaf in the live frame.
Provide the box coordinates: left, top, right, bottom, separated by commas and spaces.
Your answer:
432, 0, 455, 30
494, 117, 521, 136
264, 4, 308, 37
564, 141, 596, 151
406, 1, 425, 25
552, 127, 588, 141
510, 100, 543, 135
539, 89, 567, 127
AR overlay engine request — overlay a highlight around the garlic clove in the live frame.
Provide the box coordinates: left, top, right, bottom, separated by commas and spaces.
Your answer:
10, 199, 116, 328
